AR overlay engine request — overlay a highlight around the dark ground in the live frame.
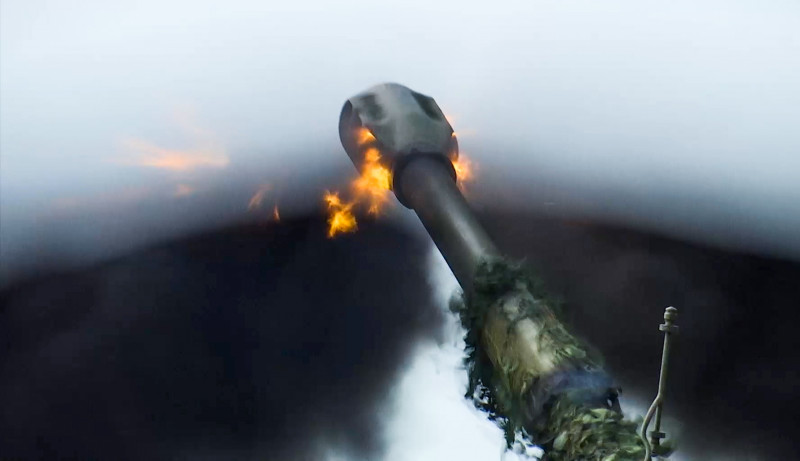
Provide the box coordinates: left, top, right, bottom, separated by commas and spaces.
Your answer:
0, 216, 443, 460
1, 211, 799, 459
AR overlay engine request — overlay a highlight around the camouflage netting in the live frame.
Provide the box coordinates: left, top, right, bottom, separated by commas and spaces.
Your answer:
450, 258, 654, 460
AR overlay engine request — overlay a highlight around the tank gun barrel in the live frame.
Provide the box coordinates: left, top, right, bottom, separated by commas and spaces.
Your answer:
338, 83, 672, 460
338, 82, 497, 292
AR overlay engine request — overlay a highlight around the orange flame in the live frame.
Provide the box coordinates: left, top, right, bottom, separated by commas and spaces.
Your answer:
452, 155, 474, 186
323, 129, 393, 237
122, 138, 229, 171
248, 184, 272, 211
273, 204, 281, 222
353, 147, 392, 215
324, 191, 357, 237
323, 128, 477, 237
357, 127, 376, 145
121, 108, 229, 172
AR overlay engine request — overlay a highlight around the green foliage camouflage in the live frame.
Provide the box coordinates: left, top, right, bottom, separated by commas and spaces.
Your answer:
450, 258, 650, 460
542, 395, 651, 461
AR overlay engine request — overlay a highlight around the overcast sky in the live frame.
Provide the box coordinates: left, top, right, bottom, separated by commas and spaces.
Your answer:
2, 1, 799, 459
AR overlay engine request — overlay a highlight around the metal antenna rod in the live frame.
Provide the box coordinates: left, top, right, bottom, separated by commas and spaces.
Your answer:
641, 306, 679, 460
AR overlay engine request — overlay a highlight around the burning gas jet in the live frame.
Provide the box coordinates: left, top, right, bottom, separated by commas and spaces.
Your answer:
324, 191, 358, 237
325, 102, 472, 239
336, 83, 675, 460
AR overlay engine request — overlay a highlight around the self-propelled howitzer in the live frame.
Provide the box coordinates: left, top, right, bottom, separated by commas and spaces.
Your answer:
338, 83, 675, 461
